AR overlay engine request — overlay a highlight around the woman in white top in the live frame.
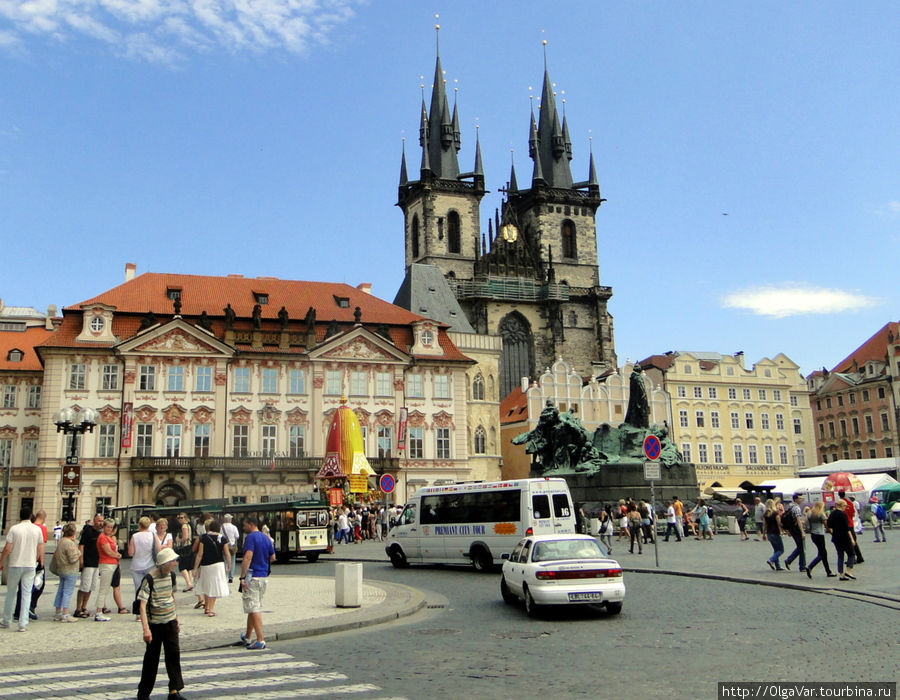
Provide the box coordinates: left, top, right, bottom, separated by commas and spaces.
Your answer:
154, 517, 174, 551
127, 516, 157, 594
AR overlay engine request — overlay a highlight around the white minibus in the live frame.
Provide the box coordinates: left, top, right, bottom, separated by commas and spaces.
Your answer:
385, 478, 576, 571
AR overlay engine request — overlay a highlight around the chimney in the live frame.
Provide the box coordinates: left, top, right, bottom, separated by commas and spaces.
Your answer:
356, 282, 372, 295
46, 304, 57, 330
125, 263, 137, 281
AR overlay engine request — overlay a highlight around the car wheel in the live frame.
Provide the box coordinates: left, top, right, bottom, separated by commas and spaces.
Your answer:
500, 576, 517, 605
305, 552, 320, 563
471, 547, 493, 573
524, 586, 541, 618
606, 601, 623, 615
388, 546, 409, 569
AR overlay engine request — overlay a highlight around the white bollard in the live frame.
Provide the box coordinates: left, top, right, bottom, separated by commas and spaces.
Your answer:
334, 562, 363, 608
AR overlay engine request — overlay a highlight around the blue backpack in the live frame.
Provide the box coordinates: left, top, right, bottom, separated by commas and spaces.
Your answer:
874, 504, 887, 522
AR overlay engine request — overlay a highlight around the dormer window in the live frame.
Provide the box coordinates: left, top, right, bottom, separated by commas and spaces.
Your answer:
166, 288, 181, 301
334, 296, 350, 308
254, 292, 269, 305
90, 317, 105, 333
7, 349, 24, 362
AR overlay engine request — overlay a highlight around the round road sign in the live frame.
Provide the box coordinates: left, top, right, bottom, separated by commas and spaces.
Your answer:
379, 473, 396, 494
643, 434, 662, 461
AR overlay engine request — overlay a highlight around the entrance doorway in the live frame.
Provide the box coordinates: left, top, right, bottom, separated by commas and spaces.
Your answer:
155, 482, 187, 506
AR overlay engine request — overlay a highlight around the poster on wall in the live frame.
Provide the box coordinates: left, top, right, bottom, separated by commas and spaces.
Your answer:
328, 487, 344, 507
121, 402, 133, 448
397, 407, 408, 451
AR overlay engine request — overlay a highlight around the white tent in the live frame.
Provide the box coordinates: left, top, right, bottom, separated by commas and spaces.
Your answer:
758, 477, 825, 499
799, 458, 898, 477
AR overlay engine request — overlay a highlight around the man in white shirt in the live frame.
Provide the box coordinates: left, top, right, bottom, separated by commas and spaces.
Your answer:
221, 514, 240, 583
664, 501, 681, 542
0, 506, 45, 631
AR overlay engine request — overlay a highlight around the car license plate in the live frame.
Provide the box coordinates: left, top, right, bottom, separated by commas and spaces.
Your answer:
568, 592, 603, 602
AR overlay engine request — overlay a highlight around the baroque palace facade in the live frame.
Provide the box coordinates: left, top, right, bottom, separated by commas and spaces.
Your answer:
1, 269, 501, 525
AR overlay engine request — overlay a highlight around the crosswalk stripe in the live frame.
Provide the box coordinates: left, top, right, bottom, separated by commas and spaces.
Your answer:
212, 685, 383, 698
1, 654, 306, 683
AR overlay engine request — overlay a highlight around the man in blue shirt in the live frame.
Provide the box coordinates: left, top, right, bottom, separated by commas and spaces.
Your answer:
239, 517, 275, 650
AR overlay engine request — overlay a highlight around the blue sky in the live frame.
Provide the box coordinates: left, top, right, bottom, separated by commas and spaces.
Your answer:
1, 1, 898, 377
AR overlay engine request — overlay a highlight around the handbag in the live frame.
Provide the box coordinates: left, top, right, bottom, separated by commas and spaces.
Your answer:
48, 551, 60, 577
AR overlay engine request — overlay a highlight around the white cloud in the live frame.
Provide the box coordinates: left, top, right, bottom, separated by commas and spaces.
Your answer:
721, 283, 880, 318
0, 0, 360, 63
888, 201, 900, 215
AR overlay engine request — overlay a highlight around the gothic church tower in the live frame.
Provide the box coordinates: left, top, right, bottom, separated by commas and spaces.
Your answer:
398, 35, 616, 399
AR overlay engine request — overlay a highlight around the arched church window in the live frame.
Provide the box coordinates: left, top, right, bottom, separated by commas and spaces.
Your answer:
447, 210, 461, 254
498, 312, 534, 400
561, 220, 577, 259
473, 426, 487, 454
472, 374, 485, 401
411, 215, 420, 259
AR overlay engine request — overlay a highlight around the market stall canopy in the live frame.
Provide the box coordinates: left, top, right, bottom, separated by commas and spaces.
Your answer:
799, 458, 898, 477
823, 472, 864, 493
317, 398, 373, 479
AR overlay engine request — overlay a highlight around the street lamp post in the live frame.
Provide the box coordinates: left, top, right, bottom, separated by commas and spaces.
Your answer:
54, 406, 98, 522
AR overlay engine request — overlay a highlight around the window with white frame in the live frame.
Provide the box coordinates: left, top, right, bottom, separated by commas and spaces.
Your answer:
434, 374, 451, 399
136, 424, 153, 457
676, 386, 686, 398
743, 388, 751, 400
350, 370, 367, 396
436, 427, 451, 459
790, 395, 798, 407
681, 443, 691, 462
0, 439, 12, 468
98, 424, 116, 458
325, 370, 342, 395
233, 425, 249, 456
760, 413, 770, 430
165, 424, 181, 457
745, 412, 754, 429
764, 444, 774, 464
375, 372, 393, 397
693, 386, 702, 398
473, 426, 487, 454
679, 410, 688, 428
195, 366, 212, 393
377, 426, 392, 457
695, 411, 705, 428
881, 412, 890, 431
289, 425, 306, 458
289, 369, 306, 395
233, 367, 250, 393
794, 419, 802, 435
713, 444, 723, 463
708, 387, 717, 399
758, 389, 767, 401
683, 365, 692, 374
101, 364, 119, 391
139, 365, 156, 391
194, 424, 210, 457
779, 445, 788, 465
773, 390, 782, 401
261, 368, 278, 394
167, 366, 184, 392
408, 426, 423, 458
728, 387, 737, 400
1, 385, 14, 409
733, 444, 743, 464
697, 443, 708, 463
748, 444, 758, 464
795, 448, 805, 467
27, 385, 41, 409
731, 412, 740, 429
261, 425, 277, 455
24, 439, 38, 467
775, 413, 784, 430
710, 411, 720, 429
406, 373, 423, 398
64, 435, 83, 457
69, 363, 86, 390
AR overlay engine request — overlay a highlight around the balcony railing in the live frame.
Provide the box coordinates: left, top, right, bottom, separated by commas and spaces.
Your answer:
130, 456, 400, 473
452, 277, 570, 302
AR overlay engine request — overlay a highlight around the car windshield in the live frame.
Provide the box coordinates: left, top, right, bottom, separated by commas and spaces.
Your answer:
531, 539, 605, 563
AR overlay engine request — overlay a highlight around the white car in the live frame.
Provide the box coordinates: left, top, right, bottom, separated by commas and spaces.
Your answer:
500, 534, 625, 617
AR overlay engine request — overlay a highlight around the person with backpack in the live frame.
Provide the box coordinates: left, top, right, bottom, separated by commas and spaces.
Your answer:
782, 493, 807, 572
136, 547, 185, 700
869, 496, 887, 543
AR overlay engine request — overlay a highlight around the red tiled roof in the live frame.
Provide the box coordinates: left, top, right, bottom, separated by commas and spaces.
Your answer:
832, 322, 899, 373
638, 354, 676, 371
40, 272, 472, 363
0, 327, 55, 371
500, 386, 528, 425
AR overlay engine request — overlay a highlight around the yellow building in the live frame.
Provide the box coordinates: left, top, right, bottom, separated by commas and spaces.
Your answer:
640, 351, 815, 493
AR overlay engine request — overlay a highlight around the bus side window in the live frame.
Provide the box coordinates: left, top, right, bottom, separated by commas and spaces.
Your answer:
532, 495, 550, 520
402, 504, 417, 525
552, 494, 572, 518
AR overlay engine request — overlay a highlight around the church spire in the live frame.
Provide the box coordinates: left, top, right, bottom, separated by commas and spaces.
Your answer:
532, 41, 574, 188
425, 21, 461, 179
509, 151, 519, 192
399, 138, 408, 186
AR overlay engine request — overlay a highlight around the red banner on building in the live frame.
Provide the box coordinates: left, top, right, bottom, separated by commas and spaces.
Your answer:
121, 402, 134, 448
397, 407, 408, 451
328, 487, 344, 507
